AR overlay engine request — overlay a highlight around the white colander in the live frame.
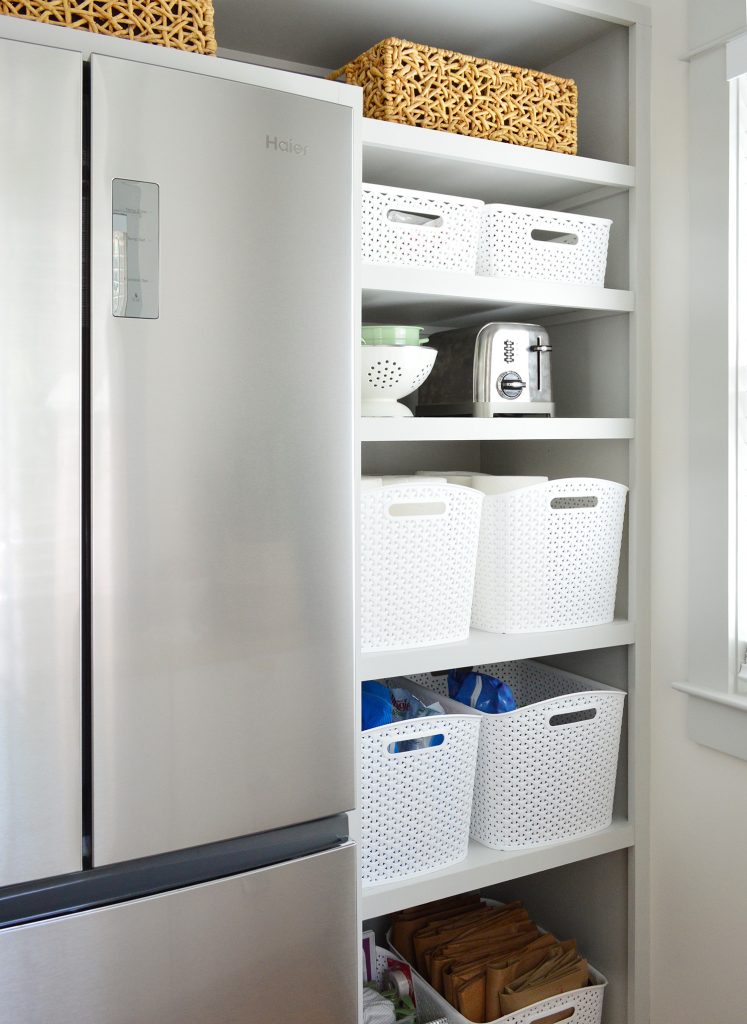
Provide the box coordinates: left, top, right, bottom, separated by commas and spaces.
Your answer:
361, 344, 437, 417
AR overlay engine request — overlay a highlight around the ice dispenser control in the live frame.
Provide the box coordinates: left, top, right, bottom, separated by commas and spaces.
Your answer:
112, 178, 159, 319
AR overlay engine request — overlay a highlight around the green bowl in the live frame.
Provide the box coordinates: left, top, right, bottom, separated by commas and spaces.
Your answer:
361, 324, 426, 346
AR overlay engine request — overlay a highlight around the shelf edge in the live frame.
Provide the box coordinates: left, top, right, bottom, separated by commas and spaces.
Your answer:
361, 119, 637, 191
361, 266, 636, 314
361, 820, 635, 920
359, 620, 635, 680
359, 417, 635, 442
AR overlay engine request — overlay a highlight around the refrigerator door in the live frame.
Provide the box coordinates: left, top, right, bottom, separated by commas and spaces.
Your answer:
0, 842, 358, 1024
90, 56, 356, 865
0, 38, 82, 886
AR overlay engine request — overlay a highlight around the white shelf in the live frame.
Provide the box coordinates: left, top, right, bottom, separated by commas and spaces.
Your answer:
361, 819, 635, 920
359, 620, 634, 680
362, 118, 636, 209
362, 265, 634, 331
360, 417, 635, 442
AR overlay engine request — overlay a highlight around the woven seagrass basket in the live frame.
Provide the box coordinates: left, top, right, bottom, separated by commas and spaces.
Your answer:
329, 37, 577, 154
0, 0, 216, 54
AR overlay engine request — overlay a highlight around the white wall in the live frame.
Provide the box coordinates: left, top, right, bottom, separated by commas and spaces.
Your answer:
649, 0, 747, 1020
689, 0, 746, 51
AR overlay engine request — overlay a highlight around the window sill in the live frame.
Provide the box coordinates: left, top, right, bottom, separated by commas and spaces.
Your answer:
672, 682, 747, 761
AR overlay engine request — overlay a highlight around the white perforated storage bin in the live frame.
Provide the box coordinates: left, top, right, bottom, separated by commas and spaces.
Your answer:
471, 478, 627, 634
362, 183, 484, 273
372, 949, 445, 1024
360, 482, 483, 652
387, 914, 607, 1024
407, 662, 625, 850
476, 202, 612, 285
361, 686, 480, 885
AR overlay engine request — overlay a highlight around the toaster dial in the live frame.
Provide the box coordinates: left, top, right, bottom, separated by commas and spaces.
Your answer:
497, 370, 527, 400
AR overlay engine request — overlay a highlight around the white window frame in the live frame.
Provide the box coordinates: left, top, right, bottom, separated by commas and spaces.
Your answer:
737, 72, 747, 694
672, 34, 747, 760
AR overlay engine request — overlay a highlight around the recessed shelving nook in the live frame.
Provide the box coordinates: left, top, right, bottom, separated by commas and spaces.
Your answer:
350, 3, 650, 1023
220, 0, 650, 1019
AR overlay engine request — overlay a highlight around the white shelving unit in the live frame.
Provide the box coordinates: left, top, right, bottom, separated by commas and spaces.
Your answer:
362, 264, 634, 329
360, 417, 635, 442
355, 8, 651, 1024
362, 818, 635, 920
361, 116, 636, 206
360, 620, 635, 681
219, 4, 652, 1021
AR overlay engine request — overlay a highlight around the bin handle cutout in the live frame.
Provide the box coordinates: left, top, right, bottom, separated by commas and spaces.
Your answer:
387, 501, 447, 518
550, 495, 599, 510
528, 1008, 575, 1024
386, 733, 445, 754
530, 228, 578, 245
387, 208, 444, 229
548, 707, 598, 727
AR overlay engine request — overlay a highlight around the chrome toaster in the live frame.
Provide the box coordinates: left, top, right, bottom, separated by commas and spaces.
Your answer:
416, 321, 554, 417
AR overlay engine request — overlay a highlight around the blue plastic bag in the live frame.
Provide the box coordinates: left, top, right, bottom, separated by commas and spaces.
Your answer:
451, 670, 517, 714
361, 682, 445, 752
362, 679, 393, 731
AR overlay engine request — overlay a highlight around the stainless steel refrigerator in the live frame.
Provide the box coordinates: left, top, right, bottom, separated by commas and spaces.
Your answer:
0, 25, 359, 1022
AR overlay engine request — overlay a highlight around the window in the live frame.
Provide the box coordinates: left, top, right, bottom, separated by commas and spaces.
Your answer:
672, 34, 747, 759
736, 74, 747, 694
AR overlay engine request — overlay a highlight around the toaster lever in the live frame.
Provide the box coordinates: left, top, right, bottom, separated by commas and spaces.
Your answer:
529, 343, 553, 352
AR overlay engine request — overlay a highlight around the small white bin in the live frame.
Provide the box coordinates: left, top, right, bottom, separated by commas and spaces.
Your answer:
360, 482, 483, 652
407, 662, 625, 850
477, 202, 612, 285
362, 183, 484, 273
388, 910, 608, 1024
471, 477, 627, 634
361, 686, 480, 885
371, 948, 445, 1024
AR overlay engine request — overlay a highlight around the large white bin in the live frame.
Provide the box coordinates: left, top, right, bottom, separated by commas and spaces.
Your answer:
407, 663, 625, 851
471, 477, 628, 634
361, 686, 480, 886
388, 899, 608, 1024
360, 482, 483, 652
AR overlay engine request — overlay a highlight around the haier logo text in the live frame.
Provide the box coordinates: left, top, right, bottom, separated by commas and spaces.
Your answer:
266, 135, 308, 156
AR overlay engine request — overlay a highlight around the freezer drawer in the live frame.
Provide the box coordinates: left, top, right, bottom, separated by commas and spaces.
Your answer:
0, 842, 358, 1023
90, 56, 356, 864
0, 37, 82, 886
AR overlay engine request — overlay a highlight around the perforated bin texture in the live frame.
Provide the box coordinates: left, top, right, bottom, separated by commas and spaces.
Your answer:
407, 662, 625, 850
476, 202, 611, 285
407, 954, 606, 1024
362, 183, 484, 273
387, 900, 608, 1024
360, 688, 480, 885
360, 483, 483, 652
471, 478, 627, 634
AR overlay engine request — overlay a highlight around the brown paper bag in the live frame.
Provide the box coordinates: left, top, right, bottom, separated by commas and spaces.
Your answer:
414, 909, 497, 975
484, 935, 559, 1021
455, 970, 488, 1023
505, 942, 579, 991
390, 894, 482, 963
415, 906, 514, 976
430, 914, 533, 971
499, 959, 589, 1016
440, 928, 541, 1003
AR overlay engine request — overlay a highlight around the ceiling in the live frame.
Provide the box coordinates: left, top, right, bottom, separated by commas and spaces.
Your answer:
211, 0, 617, 74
